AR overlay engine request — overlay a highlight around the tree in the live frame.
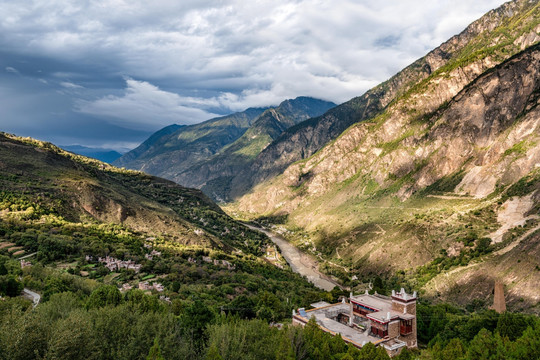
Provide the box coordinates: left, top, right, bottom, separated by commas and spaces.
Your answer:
276, 332, 296, 360
396, 347, 416, 360
439, 338, 465, 360
372, 276, 386, 295
180, 300, 215, 340
46, 310, 97, 360
146, 338, 165, 360
496, 312, 531, 341
511, 321, 540, 359
356, 343, 390, 360
205, 343, 224, 360
466, 328, 497, 360
0, 275, 23, 297
86, 285, 122, 309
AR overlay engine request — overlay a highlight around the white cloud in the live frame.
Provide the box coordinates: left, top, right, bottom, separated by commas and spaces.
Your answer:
60, 81, 83, 89
0, 0, 508, 145
76, 78, 219, 129
5, 66, 19, 74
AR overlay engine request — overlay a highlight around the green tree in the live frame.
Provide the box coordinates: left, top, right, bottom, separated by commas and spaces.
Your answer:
181, 300, 215, 340
276, 332, 296, 360
0, 275, 23, 297
86, 285, 122, 309
466, 328, 497, 360
511, 321, 540, 359
46, 310, 97, 360
357, 342, 390, 360
146, 338, 165, 360
496, 312, 531, 341
205, 343, 224, 360
439, 338, 465, 360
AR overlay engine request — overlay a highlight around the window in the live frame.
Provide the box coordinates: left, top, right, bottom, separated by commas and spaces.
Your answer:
400, 319, 413, 335
352, 303, 373, 317
371, 325, 388, 338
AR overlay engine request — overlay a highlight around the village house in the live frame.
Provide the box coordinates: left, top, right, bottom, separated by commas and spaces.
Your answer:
145, 249, 162, 260
201, 256, 236, 270
20, 259, 32, 269
292, 288, 417, 357
138, 281, 165, 292
159, 295, 171, 303
97, 256, 142, 273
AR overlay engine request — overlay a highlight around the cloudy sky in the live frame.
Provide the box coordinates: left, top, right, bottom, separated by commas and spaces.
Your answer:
0, 0, 506, 152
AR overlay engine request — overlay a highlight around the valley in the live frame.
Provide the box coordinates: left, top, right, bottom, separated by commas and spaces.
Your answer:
245, 223, 339, 291
1, 0, 540, 359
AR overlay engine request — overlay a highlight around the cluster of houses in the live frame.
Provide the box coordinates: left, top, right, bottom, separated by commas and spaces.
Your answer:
145, 249, 162, 260
120, 281, 165, 293
138, 281, 165, 292
293, 288, 418, 357
202, 256, 236, 270
20, 259, 32, 268
86, 255, 143, 273
186, 256, 235, 270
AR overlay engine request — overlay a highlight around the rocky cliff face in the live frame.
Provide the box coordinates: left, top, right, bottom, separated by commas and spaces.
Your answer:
228, 0, 540, 199
236, 43, 540, 214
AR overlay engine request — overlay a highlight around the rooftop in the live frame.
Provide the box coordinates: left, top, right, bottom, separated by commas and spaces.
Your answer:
310, 301, 331, 308
350, 292, 393, 312
296, 303, 380, 346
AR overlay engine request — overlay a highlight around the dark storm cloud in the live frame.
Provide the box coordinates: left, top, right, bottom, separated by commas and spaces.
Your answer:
0, 0, 506, 150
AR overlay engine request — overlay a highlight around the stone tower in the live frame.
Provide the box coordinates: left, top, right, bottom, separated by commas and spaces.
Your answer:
391, 288, 417, 348
491, 281, 506, 313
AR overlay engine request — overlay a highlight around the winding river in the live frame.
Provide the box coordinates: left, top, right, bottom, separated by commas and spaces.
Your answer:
245, 224, 340, 291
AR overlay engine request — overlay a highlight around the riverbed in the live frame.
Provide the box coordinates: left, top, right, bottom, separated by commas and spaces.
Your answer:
245, 224, 339, 291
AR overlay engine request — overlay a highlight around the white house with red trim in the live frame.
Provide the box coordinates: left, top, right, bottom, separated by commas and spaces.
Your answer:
292, 288, 417, 357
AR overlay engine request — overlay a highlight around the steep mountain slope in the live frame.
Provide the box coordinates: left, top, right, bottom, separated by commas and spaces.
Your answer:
228, 0, 540, 199
0, 133, 266, 253
114, 98, 334, 198
113, 108, 266, 179
114, 124, 184, 166
229, 1, 540, 309
174, 97, 336, 201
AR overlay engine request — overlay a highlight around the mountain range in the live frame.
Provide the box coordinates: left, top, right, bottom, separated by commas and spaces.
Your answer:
115, 0, 540, 310
4, 1, 540, 358
114, 97, 336, 201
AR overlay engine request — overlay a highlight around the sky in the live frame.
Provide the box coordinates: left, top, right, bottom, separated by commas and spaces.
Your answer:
0, 0, 507, 152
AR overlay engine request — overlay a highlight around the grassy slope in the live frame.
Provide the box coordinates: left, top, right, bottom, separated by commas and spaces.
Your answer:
0, 132, 267, 254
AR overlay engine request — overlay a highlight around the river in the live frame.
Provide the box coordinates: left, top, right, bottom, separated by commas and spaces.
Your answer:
245, 224, 340, 291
